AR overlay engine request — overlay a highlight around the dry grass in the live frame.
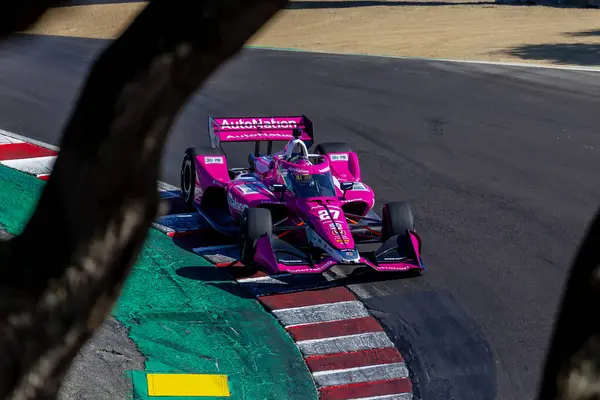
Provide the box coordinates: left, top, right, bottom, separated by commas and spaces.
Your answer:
25, 1, 600, 66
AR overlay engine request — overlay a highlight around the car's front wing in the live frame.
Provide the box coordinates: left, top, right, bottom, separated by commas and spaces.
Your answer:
252, 231, 425, 275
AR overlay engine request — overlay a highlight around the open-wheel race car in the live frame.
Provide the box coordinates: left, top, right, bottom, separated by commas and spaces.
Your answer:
180, 115, 425, 275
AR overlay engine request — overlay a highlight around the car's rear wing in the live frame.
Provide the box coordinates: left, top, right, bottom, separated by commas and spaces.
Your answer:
207, 115, 314, 149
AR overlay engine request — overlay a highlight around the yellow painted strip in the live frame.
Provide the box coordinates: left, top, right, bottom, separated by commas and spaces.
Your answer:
147, 373, 230, 397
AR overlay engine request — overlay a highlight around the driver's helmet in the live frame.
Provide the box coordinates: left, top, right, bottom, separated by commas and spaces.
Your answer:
291, 160, 314, 185
292, 171, 315, 187
294, 172, 312, 182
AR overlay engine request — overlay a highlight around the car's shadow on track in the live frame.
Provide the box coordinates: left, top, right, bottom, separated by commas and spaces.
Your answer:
167, 209, 424, 298
174, 265, 259, 300
330, 265, 423, 286
170, 231, 264, 299
177, 262, 423, 299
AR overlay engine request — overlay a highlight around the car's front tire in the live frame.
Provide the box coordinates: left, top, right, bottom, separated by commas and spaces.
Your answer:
240, 207, 272, 267
181, 147, 197, 207
381, 201, 415, 240
315, 142, 353, 155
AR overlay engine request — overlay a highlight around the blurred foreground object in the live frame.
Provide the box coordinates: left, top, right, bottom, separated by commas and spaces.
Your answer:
537, 207, 600, 400
0, 0, 287, 398
0, 1, 69, 38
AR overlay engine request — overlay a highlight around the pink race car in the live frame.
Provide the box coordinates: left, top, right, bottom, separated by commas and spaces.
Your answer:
180, 115, 425, 275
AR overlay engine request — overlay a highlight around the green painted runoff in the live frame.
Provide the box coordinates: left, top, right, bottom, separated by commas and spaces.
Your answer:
0, 165, 317, 400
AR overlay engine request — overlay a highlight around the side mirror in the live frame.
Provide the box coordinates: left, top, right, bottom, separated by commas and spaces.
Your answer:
271, 183, 286, 201
340, 182, 354, 191
340, 181, 353, 199
271, 183, 286, 193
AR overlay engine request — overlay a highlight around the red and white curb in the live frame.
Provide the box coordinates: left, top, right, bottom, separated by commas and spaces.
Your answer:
0, 129, 57, 180
200, 248, 414, 399
0, 129, 414, 400
0, 130, 204, 237
261, 286, 412, 399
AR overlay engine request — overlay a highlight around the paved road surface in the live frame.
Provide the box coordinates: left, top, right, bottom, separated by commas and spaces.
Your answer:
1, 33, 599, 400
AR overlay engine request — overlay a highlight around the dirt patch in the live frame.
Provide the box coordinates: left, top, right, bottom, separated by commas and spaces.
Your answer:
25, 1, 600, 66
26, 3, 144, 39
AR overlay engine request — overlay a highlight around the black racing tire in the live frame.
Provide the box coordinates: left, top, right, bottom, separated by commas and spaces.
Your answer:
180, 147, 197, 207
240, 207, 273, 266
181, 146, 222, 207
315, 142, 353, 154
381, 201, 415, 241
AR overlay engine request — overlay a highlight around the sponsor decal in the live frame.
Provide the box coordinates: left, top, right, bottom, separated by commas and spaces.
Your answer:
330, 153, 349, 161
204, 156, 223, 164
352, 182, 369, 191
220, 118, 299, 130
331, 229, 346, 236
236, 182, 271, 195
322, 259, 338, 268
225, 132, 291, 140
329, 222, 344, 229
383, 256, 407, 261
236, 184, 259, 195
227, 192, 248, 213
318, 166, 331, 173
289, 167, 310, 174
279, 259, 305, 264
236, 175, 257, 181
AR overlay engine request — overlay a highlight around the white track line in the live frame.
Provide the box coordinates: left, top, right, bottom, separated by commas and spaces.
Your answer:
407, 56, 600, 72
296, 331, 394, 356
158, 190, 180, 199
0, 129, 59, 151
240, 280, 339, 297
348, 394, 413, 400
236, 274, 293, 284
0, 135, 23, 144
246, 45, 600, 73
0, 129, 179, 194
389, 55, 600, 72
1, 156, 56, 175
234, 274, 342, 298
272, 301, 370, 327
156, 181, 178, 192
312, 362, 409, 388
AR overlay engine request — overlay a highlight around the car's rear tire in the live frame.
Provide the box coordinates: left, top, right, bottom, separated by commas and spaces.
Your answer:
381, 201, 415, 241
240, 207, 272, 266
315, 142, 353, 154
181, 148, 197, 207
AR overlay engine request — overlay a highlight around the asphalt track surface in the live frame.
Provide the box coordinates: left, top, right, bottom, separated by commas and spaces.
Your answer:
1, 33, 599, 400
